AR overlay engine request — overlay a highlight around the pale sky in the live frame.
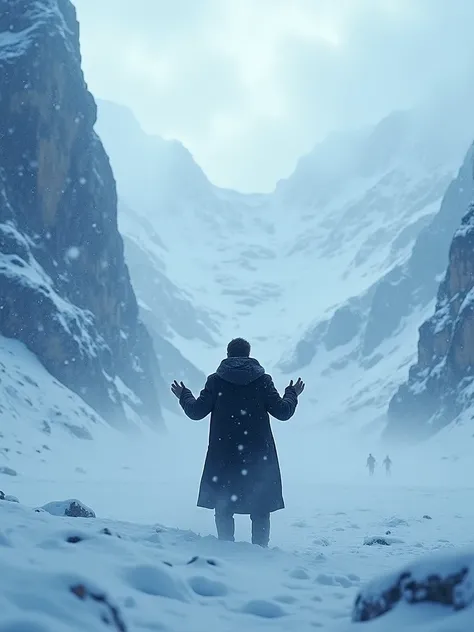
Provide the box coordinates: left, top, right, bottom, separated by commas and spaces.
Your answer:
73, 0, 474, 192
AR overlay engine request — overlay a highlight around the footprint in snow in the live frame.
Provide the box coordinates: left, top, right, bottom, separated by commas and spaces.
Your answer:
125, 564, 189, 602
315, 574, 353, 588
315, 573, 337, 586
292, 520, 309, 528
188, 576, 228, 597
274, 594, 299, 605
312, 537, 330, 546
386, 517, 409, 528
241, 599, 287, 618
288, 567, 310, 580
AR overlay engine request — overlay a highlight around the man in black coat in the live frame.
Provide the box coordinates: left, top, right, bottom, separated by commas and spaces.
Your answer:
171, 338, 305, 547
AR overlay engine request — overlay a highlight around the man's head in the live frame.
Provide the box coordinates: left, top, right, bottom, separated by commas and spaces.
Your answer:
227, 338, 251, 358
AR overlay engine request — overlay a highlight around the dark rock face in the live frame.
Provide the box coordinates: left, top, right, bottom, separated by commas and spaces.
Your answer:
387, 199, 474, 439
0, 0, 162, 428
353, 553, 474, 623
324, 304, 363, 352
279, 297, 368, 374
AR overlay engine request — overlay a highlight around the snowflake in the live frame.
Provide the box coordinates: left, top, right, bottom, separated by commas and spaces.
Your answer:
218, 392, 223, 397
79, 177, 87, 185
212, 476, 218, 482
263, 456, 268, 461
244, 430, 248, 435
241, 469, 248, 476
238, 444, 244, 451
240, 409, 247, 416
231, 494, 238, 502
66, 246, 80, 261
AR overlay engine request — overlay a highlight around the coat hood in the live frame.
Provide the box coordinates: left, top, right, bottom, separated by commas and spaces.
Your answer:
216, 357, 265, 386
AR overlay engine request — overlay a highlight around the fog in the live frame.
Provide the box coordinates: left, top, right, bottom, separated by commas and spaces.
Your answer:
74, 0, 474, 192
3, 2, 474, 629
63, 0, 474, 516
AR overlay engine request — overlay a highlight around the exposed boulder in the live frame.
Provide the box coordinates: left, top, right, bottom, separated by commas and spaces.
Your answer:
0, 0, 162, 428
41, 499, 96, 518
353, 550, 474, 623
0, 490, 19, 502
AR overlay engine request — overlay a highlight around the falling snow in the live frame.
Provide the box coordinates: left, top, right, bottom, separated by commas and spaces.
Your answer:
65, 246, 80, 261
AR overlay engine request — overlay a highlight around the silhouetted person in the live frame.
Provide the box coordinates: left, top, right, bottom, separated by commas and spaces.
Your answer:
171, 338, 305, 548
366, 453, 376, 477
383, 455, 392, 477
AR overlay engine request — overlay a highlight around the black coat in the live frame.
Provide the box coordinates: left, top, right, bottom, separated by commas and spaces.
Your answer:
179, 357, 298, 515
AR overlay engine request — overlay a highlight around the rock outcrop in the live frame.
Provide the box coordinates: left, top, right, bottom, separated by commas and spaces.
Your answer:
0, 0, 162, 428
353, 550, 474, 623
387, 197, 474, 439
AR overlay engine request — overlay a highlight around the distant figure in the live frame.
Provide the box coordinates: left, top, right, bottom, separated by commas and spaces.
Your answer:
383, 455, 392, 477
171, 337, 305, 548
366, 453, 376, 476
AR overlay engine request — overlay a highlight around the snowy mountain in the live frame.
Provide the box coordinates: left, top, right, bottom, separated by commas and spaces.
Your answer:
95, 95, 474, 436
387, 186, 474, 440
0, 0, 163, 430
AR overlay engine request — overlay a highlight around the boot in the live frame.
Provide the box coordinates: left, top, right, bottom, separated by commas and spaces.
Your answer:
250, 512, 270, 547
215, 510, 235, 542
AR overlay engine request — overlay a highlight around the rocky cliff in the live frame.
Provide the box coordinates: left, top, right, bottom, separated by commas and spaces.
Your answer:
0, 0, 162, 429
387, 182, 474, 440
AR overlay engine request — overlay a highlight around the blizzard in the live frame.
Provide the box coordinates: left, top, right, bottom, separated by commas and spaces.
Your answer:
2, 390, 474, 632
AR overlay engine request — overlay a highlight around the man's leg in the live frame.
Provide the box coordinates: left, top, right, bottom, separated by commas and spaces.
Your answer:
250, 512, 270, 547
215, 506, 235, 542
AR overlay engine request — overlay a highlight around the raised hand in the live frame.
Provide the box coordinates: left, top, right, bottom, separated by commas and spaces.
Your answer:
288, 378, 305, 396
171, 380, 186, 399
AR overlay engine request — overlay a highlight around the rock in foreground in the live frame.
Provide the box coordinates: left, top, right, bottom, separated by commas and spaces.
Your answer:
41, 499, 96, 518
353, 549, 474, 623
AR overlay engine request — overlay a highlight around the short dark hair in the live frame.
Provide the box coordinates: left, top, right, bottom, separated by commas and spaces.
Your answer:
227, 338, 251, 357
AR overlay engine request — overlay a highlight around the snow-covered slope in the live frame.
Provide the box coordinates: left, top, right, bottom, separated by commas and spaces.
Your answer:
95, 95, 474, 434
0, 334, 121, 482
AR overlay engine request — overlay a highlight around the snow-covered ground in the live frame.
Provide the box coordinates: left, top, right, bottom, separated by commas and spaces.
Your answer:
0, 416, 474, 632
2, 402, 474, 631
